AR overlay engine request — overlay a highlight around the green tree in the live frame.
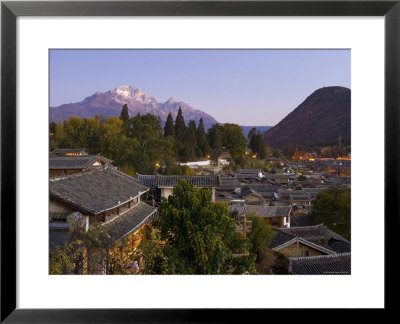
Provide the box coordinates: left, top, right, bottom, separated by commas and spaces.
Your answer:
127, 113, 163, 152
272, 251, 289, 274
164, 113, 175, 138
79, 117, 103, 153
102, 116, 125, 160
50, 216, 136, 275
207, 124, 223, 160
248, 128, 267, 160
120, 104, 130, 124
149, 180, 256, 274
196, 118, 210, 158
174, 107, 187, 142
65, 116, 85, 146
187, 120, 198, 160
54, 120, 66, 147
49, 121, 57, 134
310, 186, 351, 240
246, 213, 275, 257
221, 123, 247, 158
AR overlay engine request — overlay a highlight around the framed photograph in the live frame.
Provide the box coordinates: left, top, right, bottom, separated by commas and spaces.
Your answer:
1, 0, 398, 321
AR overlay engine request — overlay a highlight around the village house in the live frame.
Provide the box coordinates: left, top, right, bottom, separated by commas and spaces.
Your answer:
49, 166, 157, 266
49, 155, 113, 175
289, 193, 311, 206
268, 229, 336, 258
278, 224, 351, 253
137, 174, 220, 204
230, 204, 293, 227
51, 148, 89, 156
266, 173, 296, 184
268, 224, 350, 268
240, 186, 264, 205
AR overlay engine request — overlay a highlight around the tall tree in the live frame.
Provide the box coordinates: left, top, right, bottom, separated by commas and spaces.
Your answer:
246, 213, 274, 258
221, 123, 247, 158
196, 118, 210, 158
79, 116, 103, 153
149, 180, 256, 274
65, 116, 85, 146
248, 128, 267, 160
54, 120, 66, 147
187, 120, 197, 160
127, 113, 163, 152
207, 124, 223, 160
174, 107, 187, 142
164, 113, 175, 138
119, 104, 129, 124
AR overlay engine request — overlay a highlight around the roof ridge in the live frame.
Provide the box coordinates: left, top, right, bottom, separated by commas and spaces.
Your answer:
289, 252, 351, 261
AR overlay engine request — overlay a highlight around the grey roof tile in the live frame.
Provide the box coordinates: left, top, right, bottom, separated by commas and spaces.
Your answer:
290, 215, 317, 227
155, 175, 219, 188
49, 155, 111, 169
137, 174, 156, 187
290, 253, 351, 275
49, 166, 148, 215
279, 224, 349, 243
242, 205, 292, 218
105, 202, 156, 241
269, 230, 296, 249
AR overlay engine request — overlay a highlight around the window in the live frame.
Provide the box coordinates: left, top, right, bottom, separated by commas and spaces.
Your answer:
305, 250, 309, 256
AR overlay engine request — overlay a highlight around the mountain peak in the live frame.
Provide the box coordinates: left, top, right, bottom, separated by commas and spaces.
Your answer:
50, 86, 218, 126
263, 86, 350, 147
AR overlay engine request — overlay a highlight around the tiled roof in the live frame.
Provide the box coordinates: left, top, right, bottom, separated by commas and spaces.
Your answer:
154, 175, 219, 188
252, 184, 278, 191
289, 253, 351, 275
234, 173, 258, 179
269, 230, 295, 249
279, 224, 349, 244
266, 174, 295, 179
240, 186, 263, 199
49, 155, 110, 169
239, 169, 261, 174
290, 194, 311, 201
49, 166, 149, 215
290, 215, 317, 227
327, 239, 352, 253
242, 205, 292, 218
105, 202, 156, 241
217, 177, 238, 190
137, 174, 156, 187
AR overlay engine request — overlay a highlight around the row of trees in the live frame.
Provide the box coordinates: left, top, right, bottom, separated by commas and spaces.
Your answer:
50, 180, 278, 275
50, 105, 266, 175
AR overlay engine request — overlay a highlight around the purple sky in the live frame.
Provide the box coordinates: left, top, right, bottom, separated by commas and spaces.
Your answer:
50, 49, 350, 126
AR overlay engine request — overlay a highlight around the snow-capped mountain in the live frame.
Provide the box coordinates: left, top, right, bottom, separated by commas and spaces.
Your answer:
50, 85, 218, 126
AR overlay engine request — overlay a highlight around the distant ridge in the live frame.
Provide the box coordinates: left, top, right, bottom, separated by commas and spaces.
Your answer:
263, 86, 351, 148
50, 85, 218, 126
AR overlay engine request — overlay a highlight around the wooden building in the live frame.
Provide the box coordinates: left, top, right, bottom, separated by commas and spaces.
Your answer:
230, 204, 293, 227
49, 166, 157, 273
49, 155, 113, 175
51, 148, 89, 156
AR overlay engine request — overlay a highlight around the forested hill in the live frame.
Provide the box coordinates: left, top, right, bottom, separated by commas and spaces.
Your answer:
263, 86, 351, 148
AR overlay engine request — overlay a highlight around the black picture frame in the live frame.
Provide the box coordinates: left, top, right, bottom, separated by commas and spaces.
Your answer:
1, 0, 398, 322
